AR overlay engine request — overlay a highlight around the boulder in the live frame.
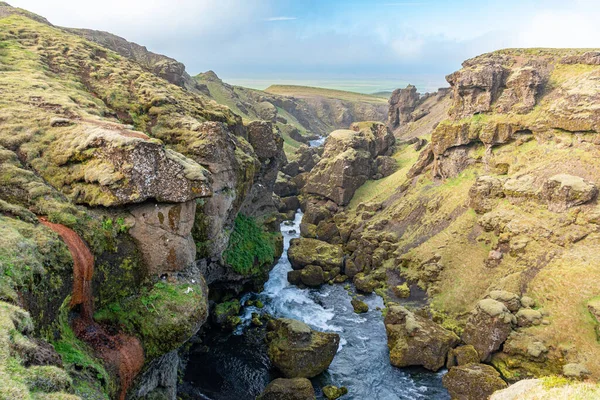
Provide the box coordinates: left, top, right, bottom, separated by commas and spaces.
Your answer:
275, 172, 299, 197
322, 385, 348, 400
266, 319, 339, 378
446, 345, 480, 368
487, 290, 521, 313
461, 299, 515, 362
353, 273, 381, 294
351, 298, 369, 314
563, 363, 590, 379
300, 265, 325, 287
540, 174, 597, 212
515, 309, 542, 327
376, 156, 398, 178
442, 363, 508, 400
392, 283, 411, 299
296, 145, 321, 173
287, 270, 302, 285
288, 238, 344, 271
468, 176, 505, 214
257, 378, 316, 400
384, 305, 460, 371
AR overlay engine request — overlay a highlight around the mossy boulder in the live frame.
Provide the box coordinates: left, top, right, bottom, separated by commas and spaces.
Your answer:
384, 305, 460, 371
487, 290, 521, 313
257, 378, 315, 400
266, 318, 339, 378
351, 298, 369, 314
353, 273, 381, 294
393, 283, 411, 299
322, 385, 348, 400
541, 174, 597, 212
461, 299, 515, 362
213, 300, 242, 330
446, 345, 480, 369
288, 238, 344, 271
442, 363, 508, 400
300, 265, 325, 287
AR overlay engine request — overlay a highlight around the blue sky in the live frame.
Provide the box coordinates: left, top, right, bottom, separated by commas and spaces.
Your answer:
9, 0, 600, 92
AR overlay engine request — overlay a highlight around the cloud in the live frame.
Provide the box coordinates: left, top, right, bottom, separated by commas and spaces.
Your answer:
265, 16, 297, 21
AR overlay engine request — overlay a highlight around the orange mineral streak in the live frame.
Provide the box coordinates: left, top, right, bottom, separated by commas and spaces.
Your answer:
39, 217, 144, 400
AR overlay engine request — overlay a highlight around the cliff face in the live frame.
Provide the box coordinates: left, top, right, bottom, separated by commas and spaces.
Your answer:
298, 48, 600, 386
0, 3, 285, 399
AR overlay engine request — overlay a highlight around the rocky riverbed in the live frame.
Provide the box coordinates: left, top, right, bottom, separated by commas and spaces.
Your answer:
180, 211, 450, 399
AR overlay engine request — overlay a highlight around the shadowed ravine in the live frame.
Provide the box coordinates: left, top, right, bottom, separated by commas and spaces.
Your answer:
181, 211, 450, 399
39, 218, 145, 400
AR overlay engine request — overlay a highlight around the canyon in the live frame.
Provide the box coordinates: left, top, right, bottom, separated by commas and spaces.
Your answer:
0, 2, 600, 400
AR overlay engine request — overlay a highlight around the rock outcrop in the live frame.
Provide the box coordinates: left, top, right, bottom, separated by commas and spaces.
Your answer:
303, 122, 395, 206
266, 318, 340, 378
384, 305, 460, 371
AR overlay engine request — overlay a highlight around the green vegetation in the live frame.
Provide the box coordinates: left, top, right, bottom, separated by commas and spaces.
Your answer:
265, 85, 388, 104
94, 281, 207, 359
223, 214, 278, 276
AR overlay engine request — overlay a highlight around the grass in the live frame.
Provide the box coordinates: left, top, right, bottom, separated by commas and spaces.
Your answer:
265, 85, 388, 104
223, 214, 278, 276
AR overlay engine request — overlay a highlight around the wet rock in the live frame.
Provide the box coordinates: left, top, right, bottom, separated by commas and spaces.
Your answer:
287, 270, 302, 285
540, 174, 597, 212
353, 273, 381, 294
257, 378, 316, 400
322, 385, 348, 400
351, 298, 369, 314
288, 238, 344, 271
300, 265, 325, 287
461, 299, 515, 362
446, 345, 480, 368
213, 300, 241, 330
343, 259, 362, 279
266, 318, 339, 378
384, 305, 460, 371
442, 363, 507, 400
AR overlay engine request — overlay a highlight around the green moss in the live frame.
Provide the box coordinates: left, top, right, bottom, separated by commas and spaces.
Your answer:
94, 281, 207, 360
223, 214, 277, 276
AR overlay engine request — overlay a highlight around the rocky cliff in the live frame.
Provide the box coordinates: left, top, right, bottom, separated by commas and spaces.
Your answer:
0, 2, 286, 399
295, 48, 600, 394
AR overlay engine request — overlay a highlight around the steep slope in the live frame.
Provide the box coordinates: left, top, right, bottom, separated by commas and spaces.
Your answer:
0, 2, 286, 399
298, 48, 600, 388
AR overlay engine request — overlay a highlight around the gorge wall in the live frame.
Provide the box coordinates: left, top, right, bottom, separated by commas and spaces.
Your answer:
290, 48, 600, 396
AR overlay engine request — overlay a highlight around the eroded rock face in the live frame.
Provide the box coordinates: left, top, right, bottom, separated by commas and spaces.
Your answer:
384, 305, 459, 371
256, 378, 316, 400
266, 318, 339, 378
45, 125, 211, 207
128, 200, 197, 276
189, 122, 259, 259
461, 299, 515, 362
442, 363, 507, 400
304, 123, 395, 206
388, 85, 421, 129
447, 62, 508, 118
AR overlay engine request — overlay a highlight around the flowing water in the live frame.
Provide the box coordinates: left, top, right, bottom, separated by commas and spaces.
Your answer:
181, 212, 450, 400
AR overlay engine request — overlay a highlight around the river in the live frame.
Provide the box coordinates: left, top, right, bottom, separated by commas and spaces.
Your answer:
180, 211, 449, 399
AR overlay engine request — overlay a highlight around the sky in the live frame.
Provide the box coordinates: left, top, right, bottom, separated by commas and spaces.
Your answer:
7, 0, 600, 93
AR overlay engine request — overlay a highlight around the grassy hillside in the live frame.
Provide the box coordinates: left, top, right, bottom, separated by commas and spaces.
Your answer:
265, 84, 388, 104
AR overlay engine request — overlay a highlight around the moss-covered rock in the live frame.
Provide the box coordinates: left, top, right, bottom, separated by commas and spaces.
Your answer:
300, 265, 325, 287
288, 238, 344, 271
351, 298, 369, 314
212, 300, 242, 330
384, 305, 460, 371
266, 318, 339, 378
442, 363, 507, 400
322, 385, 348, 400
446, 345, 480, 369
256, 378, 315, 400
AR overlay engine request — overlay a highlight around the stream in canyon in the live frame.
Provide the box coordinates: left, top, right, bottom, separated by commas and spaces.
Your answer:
180, 211, 449, 399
